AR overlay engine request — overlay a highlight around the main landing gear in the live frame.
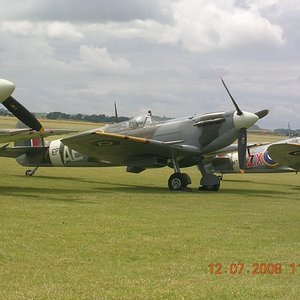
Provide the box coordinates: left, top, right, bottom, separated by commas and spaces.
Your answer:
168, 173, 192, 190
25, 167, 39, 176
168, 158, 192, 191
168, 157, 221, 191
197, 158, 220, 191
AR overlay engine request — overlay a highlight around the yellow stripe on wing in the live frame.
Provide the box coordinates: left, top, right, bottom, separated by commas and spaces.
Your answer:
96, 132, 150, 144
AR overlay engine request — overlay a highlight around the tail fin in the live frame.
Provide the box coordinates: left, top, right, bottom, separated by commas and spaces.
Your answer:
14, 121, 43, 147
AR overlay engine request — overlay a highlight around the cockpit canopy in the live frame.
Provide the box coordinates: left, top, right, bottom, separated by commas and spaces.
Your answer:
102, 113, 155, 133
129, 115, 153, 129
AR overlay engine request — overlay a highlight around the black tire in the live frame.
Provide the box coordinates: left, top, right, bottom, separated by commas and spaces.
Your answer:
201, 183, 220, 192
168, 173, 188, 190
181, 173, 192, 186
25, 170, 33, 176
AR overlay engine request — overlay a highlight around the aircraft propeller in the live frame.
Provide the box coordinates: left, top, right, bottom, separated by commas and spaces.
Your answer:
255, 109, 269, 120
114, 101, 119, 123
220, 77, 269, 173
0, 79, 44, 133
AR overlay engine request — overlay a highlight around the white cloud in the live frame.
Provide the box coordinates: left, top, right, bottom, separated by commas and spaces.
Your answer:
81, 1, 285, 53
76, 45, 132, 74
84, 20, 178, 44
46, 22, 84, 40
171, 0, 285, 52
1, 21, 84, 41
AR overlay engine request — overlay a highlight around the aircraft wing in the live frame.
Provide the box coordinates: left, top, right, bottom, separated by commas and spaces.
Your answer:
268, 143, 300, 170
62, 131, 201, 165
0, 128, 78, 144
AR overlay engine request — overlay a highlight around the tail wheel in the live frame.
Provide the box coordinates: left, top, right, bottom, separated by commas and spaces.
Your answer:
25, 170, 33, 176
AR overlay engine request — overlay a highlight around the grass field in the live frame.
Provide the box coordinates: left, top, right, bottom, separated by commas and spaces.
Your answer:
0, 117, 299, 299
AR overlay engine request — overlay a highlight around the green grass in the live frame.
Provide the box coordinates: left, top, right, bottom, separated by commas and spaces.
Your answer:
0, 117, 299, 299
0, 158, 299, 299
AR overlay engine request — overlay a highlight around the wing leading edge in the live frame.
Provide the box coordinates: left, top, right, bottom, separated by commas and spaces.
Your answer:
268, 143, 300, 170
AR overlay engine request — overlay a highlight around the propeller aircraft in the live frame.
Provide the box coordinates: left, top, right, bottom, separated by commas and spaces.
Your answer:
205, 137, 300, 177
0, 78, 269, 191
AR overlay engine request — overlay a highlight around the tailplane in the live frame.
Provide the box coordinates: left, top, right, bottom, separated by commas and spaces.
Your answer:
14, 120, 43, 147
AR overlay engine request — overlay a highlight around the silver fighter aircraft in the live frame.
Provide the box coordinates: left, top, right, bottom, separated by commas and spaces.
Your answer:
0, 78, 269, 191
205, 137, 300, 177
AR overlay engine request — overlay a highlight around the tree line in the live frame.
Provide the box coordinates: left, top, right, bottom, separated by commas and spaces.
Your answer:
45, 111, 129, 123
0, 108, 129, 123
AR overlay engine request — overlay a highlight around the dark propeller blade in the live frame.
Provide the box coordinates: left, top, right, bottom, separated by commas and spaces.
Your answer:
2, 96, 44, 132
114, 101, 119, 123
220, 77, 243, 116
238, 128, 247, 173
255, 109, 269, 120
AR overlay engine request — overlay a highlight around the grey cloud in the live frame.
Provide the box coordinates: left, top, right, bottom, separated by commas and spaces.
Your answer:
0, 0, 171, 23
0, 0, 299, 129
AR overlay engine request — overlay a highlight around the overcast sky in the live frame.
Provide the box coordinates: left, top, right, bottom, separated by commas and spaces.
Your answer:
0, 0, 299, 129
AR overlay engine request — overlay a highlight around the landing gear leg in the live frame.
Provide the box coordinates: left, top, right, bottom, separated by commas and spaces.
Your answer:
25, 167, 39, 177
197, 158, 220, 191
168, 158, 192, 191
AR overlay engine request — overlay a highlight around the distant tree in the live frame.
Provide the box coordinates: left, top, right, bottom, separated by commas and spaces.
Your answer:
45, 111, 128, 123
72, 113, 83, 120
46, 112, 63, 119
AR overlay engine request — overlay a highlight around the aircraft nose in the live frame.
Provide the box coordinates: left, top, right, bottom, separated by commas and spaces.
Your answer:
0, 79, 15, 103
233, 111, 259, 129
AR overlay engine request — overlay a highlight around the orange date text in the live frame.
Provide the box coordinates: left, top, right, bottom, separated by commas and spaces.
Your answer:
209, 263, 300, 275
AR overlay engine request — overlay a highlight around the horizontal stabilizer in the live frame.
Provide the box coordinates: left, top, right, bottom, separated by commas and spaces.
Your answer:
0, 128, 78, 144
0, 144, 45, 158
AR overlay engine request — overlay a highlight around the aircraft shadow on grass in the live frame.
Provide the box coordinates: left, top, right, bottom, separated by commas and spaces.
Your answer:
0, 185, 96, 203
14, 175, 87, 182
220, 188, 299, 200
4, 175, 299, 199
1, 183, 298, 202
223, 178, 300, 191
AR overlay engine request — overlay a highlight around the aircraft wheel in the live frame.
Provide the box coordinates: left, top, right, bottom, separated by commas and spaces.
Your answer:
201, 183, 220, 191
200, 174, 220, 192
181, 173, 192, 185
25, 170, 33, 176
168, 173, 189, 191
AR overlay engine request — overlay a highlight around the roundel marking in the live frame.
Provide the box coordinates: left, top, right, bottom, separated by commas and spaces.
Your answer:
93, 140, 120, 147
262, 149, 278, 167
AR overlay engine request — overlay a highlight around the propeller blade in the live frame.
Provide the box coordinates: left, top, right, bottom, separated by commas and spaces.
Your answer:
114, 101, 119, 123
220, 77, 243, 116
288, 122, 292, 138
255, 109, 269, 120
2, 96, 44, 133
238, 128, 247, 173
